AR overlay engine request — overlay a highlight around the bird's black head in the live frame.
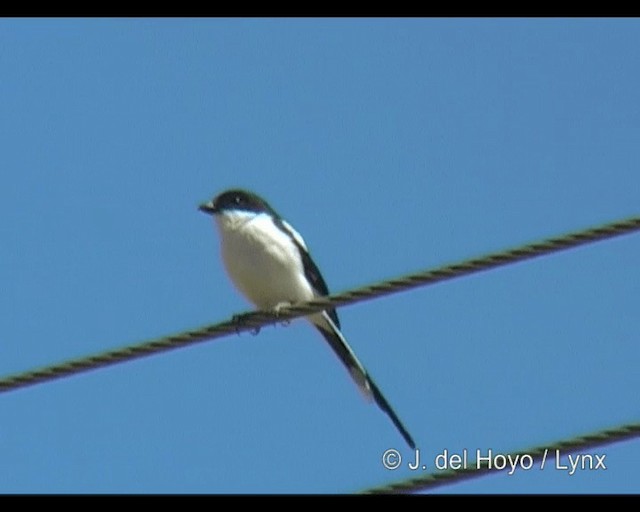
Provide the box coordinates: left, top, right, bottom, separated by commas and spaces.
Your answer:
199, 189, 280, 217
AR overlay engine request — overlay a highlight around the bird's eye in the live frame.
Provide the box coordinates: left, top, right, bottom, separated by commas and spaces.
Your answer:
234, 195, 242, 204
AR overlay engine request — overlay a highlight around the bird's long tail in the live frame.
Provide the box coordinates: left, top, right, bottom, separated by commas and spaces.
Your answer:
313, 311, 416, 449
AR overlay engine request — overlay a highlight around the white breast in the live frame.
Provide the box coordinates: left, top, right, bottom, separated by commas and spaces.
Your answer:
215, 211, 317, 310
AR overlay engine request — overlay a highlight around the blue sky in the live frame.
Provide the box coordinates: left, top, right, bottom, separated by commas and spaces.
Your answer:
1, 18, 639, 494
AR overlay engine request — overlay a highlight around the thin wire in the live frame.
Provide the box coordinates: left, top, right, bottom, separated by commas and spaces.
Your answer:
362, 422, 640, 494
1, 216, 638, 394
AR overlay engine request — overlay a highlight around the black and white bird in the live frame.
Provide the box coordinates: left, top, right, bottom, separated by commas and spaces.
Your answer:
199, 188, 415, 449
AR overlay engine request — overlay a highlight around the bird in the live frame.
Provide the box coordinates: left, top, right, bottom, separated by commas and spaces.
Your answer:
199, 188, 415, 449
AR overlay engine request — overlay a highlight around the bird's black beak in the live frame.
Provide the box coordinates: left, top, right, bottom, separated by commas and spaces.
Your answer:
198, 201, 217, 215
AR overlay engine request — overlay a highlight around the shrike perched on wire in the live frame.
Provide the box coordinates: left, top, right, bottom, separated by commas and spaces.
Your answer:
199, 188, 415, 449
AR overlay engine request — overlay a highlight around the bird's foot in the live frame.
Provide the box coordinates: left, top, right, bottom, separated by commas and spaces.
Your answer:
273, 302, 292, 327
231, 311, 262, 336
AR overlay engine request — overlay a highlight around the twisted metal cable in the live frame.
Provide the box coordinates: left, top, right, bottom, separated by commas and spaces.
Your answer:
1, 216, 638, 394
363, 422, 640, 494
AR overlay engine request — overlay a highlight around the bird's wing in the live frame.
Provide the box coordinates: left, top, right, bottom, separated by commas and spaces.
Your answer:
273, 217, 414, 447
275, 217, 340, 328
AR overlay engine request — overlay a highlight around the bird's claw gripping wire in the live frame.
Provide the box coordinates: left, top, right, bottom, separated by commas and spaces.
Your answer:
231, 302, 293, 335
273, 302, 292, 327
231, 311, 262, 335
